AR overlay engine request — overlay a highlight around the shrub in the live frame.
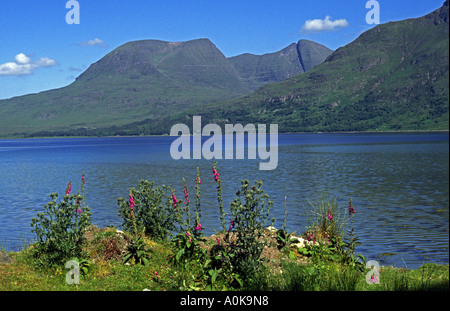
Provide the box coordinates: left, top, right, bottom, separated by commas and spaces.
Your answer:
30, 174, 91, 267
118, 180, 178, 241
224, 179, 275, 283
303, 196, 346, 245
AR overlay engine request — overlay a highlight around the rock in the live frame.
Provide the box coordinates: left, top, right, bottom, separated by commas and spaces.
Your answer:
289, 236, 318, 249
266, 226, 277, 232
0, 250, 16, 265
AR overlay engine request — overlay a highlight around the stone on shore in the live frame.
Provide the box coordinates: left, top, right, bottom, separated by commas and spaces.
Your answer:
0, 250, 16, 265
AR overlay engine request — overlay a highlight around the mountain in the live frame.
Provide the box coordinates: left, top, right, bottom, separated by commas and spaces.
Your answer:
124, 1, 448, 135
228, 40, 333, 89
0, 39, 332, 137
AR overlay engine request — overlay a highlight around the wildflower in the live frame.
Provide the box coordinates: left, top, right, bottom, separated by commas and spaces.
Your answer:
216, 237, 221, 245
348, 201, 356, 215
172, 192, 178, 207
183, 187, 190, 204
195, 223, 202, 231
129, 193, 136, 210
186, 231, 192, 243
65, 181, 71, 195
327, 213, 332, 221
212, 167, 220, 183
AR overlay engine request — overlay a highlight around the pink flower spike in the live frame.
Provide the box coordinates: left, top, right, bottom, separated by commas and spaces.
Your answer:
65, 181, 72, 195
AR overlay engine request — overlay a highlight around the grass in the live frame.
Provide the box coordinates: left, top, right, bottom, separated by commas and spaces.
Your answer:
0, 225, 448, 291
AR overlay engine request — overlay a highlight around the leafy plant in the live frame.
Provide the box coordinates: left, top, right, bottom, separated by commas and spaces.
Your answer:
276, 229, 290, 250
225, 179, 275, 283
170, 231, 205, 268
30, 174, 91, 267
72, 257, 90, 276
123, 235, 150, 266
206, 237, 243, 290
341, 198, 366, 271
118, 180, 178, 241
276, 196, 290, 249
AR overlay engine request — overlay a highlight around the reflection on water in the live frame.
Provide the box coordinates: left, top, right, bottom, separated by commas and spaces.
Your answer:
0, 133, 448, 269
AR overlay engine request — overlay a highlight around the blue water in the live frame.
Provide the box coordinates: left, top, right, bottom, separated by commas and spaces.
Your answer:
0, 133, 448, 269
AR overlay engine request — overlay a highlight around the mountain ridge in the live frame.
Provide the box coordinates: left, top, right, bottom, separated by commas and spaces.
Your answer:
91, 1, 448, 136
1, 2, 448, 138
0, 38, 332, 137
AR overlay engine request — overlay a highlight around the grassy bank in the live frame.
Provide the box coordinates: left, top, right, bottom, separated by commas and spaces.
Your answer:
0, 225, 448, 291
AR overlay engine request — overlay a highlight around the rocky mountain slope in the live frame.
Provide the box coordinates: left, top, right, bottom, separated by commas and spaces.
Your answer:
0, 39, 331, 137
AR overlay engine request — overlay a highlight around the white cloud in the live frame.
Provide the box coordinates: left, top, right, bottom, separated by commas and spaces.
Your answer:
14, 53, 31, 65
79, 38, 105, 47
301, 16, 349, 33
35, 57, 57, 67
0, 53, 57, 76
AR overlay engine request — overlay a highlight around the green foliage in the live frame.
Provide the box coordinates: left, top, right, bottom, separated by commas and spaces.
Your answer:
118, 180, 178, 241
123, 235, 150, 266
170, 231, 206, 268
206, 237, 243, 290
72, 257, 90, 276
170, 170, 206, 268
30, 175, 91, 267
224, 179, 275, 284
276, 229, 290, 250
18, 163, 450, 291
276, 196, 291, 249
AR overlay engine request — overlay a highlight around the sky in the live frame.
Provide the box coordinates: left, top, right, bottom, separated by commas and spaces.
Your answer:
0, 0, 446, 100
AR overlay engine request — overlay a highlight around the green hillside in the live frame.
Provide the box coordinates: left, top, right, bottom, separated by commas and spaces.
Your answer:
112, 1, 448, 135
1, 2, 448, 138
0, 39, 331, 137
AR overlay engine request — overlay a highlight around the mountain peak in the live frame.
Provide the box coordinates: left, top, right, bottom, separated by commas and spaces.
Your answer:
228, 40, 332, 88
0, 38, 331, 137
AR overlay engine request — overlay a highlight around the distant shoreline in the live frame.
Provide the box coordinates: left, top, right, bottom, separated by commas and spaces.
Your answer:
1, 129, 448, 140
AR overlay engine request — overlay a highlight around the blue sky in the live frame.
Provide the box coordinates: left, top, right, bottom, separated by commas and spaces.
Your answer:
0, 0, 445, 100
